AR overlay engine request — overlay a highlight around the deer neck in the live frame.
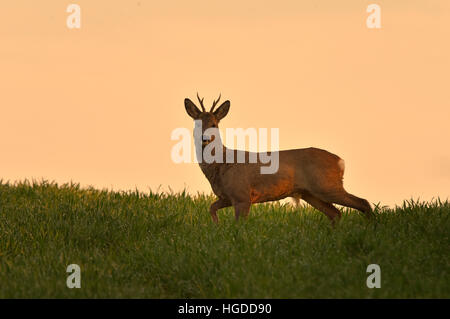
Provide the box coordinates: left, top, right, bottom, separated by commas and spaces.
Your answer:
196, 137, 228, 183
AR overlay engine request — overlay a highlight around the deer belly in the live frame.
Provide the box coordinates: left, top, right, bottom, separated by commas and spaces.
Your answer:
250, 179, 294, 203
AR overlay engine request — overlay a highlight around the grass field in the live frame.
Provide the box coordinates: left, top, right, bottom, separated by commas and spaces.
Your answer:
0, 180, 448, 298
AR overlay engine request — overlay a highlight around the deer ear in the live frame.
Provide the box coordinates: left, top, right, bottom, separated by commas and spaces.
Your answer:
213, 100, 230, 121
184, 98, 201, 119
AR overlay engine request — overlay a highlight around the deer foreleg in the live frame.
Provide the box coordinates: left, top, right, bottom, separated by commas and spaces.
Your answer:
233, 202, 251, 221
210, 198, 231, 223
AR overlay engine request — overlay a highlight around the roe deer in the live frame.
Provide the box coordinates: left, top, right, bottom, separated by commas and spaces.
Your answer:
184, 94, 372, 224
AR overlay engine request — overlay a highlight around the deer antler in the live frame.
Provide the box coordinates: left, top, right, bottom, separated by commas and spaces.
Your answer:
210, 93, 221, 112
196, 92, 206, 112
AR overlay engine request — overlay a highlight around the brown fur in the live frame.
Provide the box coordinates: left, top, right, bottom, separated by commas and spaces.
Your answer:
185, 96, 372, 224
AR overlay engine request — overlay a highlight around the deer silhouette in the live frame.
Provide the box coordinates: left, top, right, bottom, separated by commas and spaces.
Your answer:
184, 94, 372, 224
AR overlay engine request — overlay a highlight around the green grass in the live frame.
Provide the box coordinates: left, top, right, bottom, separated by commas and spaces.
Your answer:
0, 180, 448, 298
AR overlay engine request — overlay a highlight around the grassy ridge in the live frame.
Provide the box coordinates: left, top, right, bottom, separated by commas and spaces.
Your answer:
0, 180, 449, 298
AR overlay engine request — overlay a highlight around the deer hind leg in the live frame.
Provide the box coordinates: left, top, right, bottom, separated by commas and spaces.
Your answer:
318, 191, 373, 218
210, 198, 231, 223
302, 193, 342, 225
291, 193, 301, 207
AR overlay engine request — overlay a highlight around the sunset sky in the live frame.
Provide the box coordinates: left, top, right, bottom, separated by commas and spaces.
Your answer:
1, 1, 449, 207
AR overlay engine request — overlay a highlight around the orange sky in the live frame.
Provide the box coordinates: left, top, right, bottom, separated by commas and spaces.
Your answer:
1, 1, 449, 207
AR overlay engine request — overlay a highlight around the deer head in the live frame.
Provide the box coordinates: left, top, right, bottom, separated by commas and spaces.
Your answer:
184, 93, 230, 146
